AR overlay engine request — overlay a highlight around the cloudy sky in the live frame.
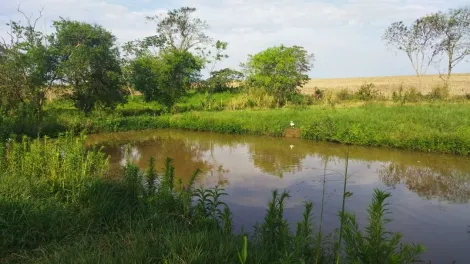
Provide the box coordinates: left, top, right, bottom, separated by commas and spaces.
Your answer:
1, 0, 469, 78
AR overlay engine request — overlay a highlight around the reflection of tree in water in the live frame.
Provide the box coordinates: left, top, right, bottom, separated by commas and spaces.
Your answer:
106, 135, 232, 187
379, 162, 470, 203
248, 139, 306, 177
108, 136, 214, 186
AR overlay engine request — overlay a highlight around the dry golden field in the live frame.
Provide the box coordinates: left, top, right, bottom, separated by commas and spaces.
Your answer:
301, 73, 470, 96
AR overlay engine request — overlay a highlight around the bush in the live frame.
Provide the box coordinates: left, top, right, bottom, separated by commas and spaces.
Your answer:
405, 87, 424, 102
393, 86, 423, 104
428, 84, 449, 100
356, 83, 378, 101
337, 88, 354, 101
465, 93, 470, 100
314, 87, 324, 100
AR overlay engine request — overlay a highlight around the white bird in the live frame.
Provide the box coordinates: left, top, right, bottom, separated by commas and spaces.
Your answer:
290, 144, 294, 149
290, 121, 295, 127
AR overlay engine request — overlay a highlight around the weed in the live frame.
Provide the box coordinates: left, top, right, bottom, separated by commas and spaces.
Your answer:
340, 189, 425, 263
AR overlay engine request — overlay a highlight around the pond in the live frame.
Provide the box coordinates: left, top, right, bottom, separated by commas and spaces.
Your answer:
87, 129, 470, 263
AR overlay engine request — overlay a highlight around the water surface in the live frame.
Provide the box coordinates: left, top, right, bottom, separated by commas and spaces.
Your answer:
87, 129, 470, 263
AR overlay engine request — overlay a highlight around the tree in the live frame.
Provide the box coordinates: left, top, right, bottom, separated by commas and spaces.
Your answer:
206, 40, 229, 74
383, 19, 441, 86
132, 49, 202, 108
426, 7, 470, 84
205, 68, 244, 93
144, 7, 211, 52
0, 8, 56, 121
51, 19, 128, 113
243, 45, 314, 106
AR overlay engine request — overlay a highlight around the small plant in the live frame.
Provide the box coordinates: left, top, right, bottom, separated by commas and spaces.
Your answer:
392, 84, 406, 105
145, 157, 157, 195
465, 93, 470, 100
356, 83, 378, 101
253, 189, 291, 261
324, 91, 339, 108
193, 185, 230, 229
339, 189, 425, 264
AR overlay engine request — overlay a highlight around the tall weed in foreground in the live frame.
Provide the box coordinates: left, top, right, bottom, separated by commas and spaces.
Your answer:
0, 132, 108, 203
340, 189, 424, 263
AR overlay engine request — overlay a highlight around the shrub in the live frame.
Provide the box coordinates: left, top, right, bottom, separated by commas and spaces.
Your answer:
405, 87, 423, 102
336, 88, 354, 101
356, 83, 378, 101
314, 87, 324, 100
428, 84, 449, 100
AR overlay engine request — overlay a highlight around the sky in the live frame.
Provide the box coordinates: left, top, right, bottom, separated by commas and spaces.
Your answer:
1, 0, 469, 78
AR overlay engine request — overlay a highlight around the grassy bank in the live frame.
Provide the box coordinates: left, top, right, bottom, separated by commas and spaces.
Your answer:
0, 134, 424, 263
2, 89, 470, 155
42, 102, 470, 155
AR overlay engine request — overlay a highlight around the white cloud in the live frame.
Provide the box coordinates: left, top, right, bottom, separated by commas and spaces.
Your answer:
1, 0, 469, 77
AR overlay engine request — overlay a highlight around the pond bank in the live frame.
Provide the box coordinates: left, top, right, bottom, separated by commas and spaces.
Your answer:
78, 103, 470, 155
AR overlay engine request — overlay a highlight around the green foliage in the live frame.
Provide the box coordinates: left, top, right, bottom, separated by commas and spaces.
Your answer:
144, 7, 211, 52
0, 10, 56, 121
244, 45, 314, 106
237, 236, 248, 264
204, 68, 243, 93
132, 50, 203, 108
356, 83, 379, 101
392, 85, 424, 104
340, 189, 425, 264
51, 19, 128, 113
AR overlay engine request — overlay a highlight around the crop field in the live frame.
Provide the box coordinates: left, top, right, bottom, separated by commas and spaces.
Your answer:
302, 73, 470, 96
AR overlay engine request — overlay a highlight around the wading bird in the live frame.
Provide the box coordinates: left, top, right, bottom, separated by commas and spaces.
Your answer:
290, 121, 294, 127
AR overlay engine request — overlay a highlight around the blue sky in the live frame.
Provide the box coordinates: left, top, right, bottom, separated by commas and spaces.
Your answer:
1, 0, 469, 78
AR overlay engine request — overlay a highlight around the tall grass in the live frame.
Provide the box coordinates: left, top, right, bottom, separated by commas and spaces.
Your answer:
0, 134, 426, 263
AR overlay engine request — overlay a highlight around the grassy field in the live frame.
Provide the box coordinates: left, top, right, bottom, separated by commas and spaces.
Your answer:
302, 73, 470, 96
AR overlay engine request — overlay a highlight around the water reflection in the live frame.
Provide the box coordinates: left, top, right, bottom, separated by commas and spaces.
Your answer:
87, 129, 470, 204
379, 162, 470, 203
87, 129, 470, 263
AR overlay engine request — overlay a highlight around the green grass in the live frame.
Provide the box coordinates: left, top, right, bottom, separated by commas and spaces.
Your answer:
77, 103, 470, 155
0, 134, 424, 263
4, 91, 470, 155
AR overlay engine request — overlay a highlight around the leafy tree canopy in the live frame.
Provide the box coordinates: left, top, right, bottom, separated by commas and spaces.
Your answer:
51, 19, 128, 113
132, 49, 203, 108
244, 45, 314, 106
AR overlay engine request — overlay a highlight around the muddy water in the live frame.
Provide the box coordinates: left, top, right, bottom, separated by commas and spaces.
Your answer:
87, 129, 470, 263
